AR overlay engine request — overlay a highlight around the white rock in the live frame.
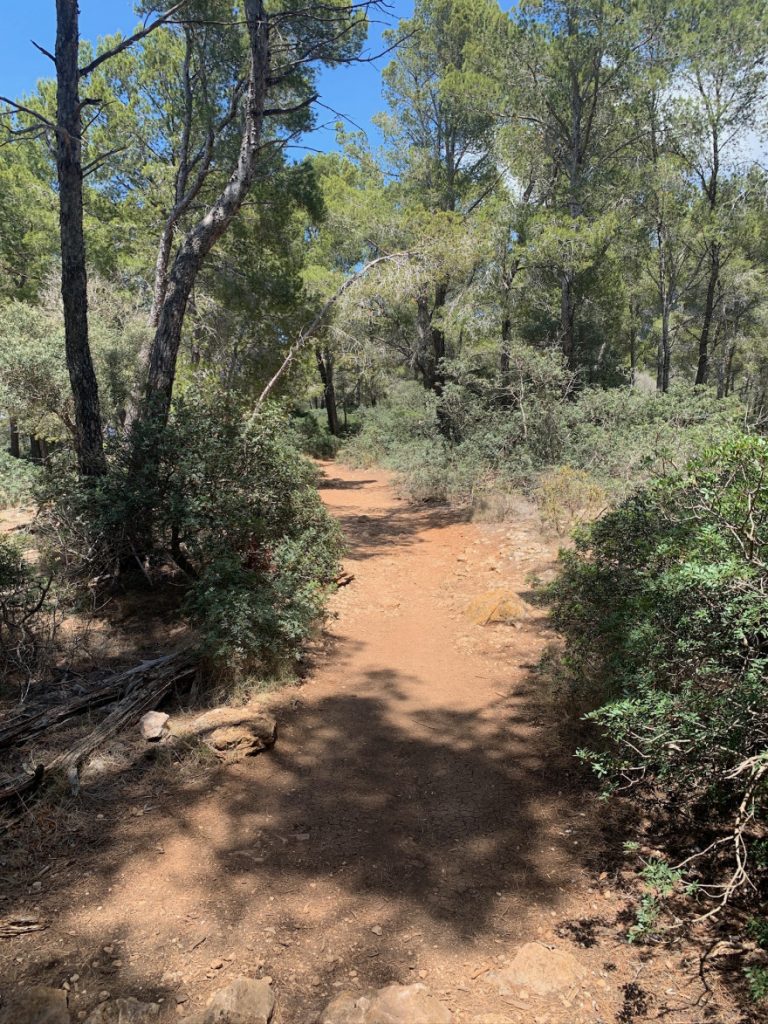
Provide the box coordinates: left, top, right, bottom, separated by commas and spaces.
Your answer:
139, 711, 169, 741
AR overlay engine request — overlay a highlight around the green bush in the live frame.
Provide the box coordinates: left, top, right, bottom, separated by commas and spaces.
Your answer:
0, 451, 40, 507
546, 435, 768, 899
290, 409, 343, 459
41, 397, 343, 674
343, 356, 742, 512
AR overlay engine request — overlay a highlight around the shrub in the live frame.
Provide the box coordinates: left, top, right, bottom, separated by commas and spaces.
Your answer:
534, 465, 606, 534
343, 356, 743, 515
40, 397, 343, 674
0, 451, 40, 507
0, 534, 56, 692
290, 409, 343, 458
546, 435, 768, 903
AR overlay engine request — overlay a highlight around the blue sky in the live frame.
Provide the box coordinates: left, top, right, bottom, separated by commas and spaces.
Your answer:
1, 1, 414, 154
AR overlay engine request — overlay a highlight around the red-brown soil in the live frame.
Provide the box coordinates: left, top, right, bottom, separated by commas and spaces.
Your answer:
0, 463, 747, 1022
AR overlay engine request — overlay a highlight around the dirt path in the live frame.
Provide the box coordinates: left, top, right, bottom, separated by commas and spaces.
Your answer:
2, 464, 742, 1023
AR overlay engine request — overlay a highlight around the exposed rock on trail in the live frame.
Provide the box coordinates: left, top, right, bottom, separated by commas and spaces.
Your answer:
84, 997, 160, 1023
321, 982, 452, 1023
185, 976, 275, 1023
183, 706, 278, 760
0, 986, 69, 1024
485, 942, 586, 998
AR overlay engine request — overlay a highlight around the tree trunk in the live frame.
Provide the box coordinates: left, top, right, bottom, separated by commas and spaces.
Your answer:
29, 436, 43, 464
8, 418, 20, 459
656, 303, 671, 392
55, 0, 106, 476
560, 271, 576, 368
500, 315, 511, 374
696, 245, 720, 386
315, 346, 339, 436
133, 0, 270, 434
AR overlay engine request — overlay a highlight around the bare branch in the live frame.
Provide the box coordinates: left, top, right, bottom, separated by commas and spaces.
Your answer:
79, 0, 190, 79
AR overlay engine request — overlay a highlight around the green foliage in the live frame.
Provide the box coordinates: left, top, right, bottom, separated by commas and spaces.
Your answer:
747, 916, 768, 950
547, 435, 768, 886
290, 409, 343, 459
41, 398, 342, 674
345, 356, 743, 513
745, 965, 768, 1003
0, 452, 41, 508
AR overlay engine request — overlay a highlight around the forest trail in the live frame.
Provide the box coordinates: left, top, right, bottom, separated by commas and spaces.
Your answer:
4, 463, 737, 1023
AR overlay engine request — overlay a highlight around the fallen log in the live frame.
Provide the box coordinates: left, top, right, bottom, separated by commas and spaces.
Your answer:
0, 654, 188, 750
0, 652, 197, 804
0, 914, 47, 938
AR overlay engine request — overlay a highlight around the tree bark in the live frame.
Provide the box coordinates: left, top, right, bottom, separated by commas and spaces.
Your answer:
315, 346, 339, 436
8, 418, 20, 459
500, 315, 511, 374
560, 271, 576, 368
133, 0, 270, 434
55, 0, 106, 476
695, 245, 720, 385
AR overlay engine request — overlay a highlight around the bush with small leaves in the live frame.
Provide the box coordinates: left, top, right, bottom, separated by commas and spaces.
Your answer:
547, 435, 768, 906
40, 395, 343, 676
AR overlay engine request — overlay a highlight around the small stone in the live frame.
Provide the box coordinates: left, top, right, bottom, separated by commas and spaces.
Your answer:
140, 711, 170, 741
210, 959, 223, 970
370, 926, 383, 936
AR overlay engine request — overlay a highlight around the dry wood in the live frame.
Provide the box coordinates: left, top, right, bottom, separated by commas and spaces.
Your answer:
0, 652, 197, 804
0, 654, 184, 749
0, 914, 47, 938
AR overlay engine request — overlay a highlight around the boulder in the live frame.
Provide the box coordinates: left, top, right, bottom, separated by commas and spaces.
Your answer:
186, 976, 275, 1024
84, 997, 160, 1023
465, 590, 530, 626
322, 984, 452, 1024
486, 942, 585, 998
139, 711, 169, 741
0, 987, 68, 1024
187, 708, 277, 760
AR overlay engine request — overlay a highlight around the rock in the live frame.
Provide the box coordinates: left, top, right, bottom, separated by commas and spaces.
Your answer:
187, 708, 277, 760
322, 984, 452, 1024
186, 976, 275, 1024
84, 998, 160, 1023
0, 987, 69, 1024
486, 943, 585, 998
140, 711, 169, 741
465, 590, 530, 626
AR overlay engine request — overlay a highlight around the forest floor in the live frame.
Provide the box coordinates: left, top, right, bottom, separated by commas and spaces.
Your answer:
0, 462, 750, 1023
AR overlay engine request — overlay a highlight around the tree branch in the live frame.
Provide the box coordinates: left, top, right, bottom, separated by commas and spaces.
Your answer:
79, 0, 190, 79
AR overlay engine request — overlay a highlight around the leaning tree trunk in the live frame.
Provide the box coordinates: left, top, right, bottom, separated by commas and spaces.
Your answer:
134, 0, 269, 434
55, 0, 106, 476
